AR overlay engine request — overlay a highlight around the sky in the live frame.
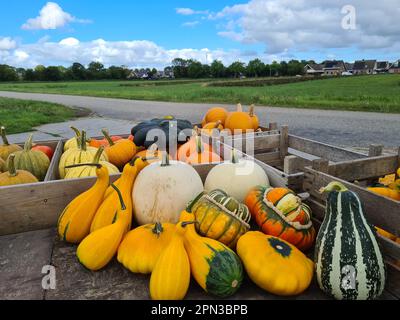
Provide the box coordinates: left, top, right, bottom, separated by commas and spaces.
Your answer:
0, 0, 399, 69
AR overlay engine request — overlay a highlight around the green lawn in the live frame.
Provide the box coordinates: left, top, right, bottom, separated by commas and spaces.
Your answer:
0, 97, 77, 134
0, 74, 399, 113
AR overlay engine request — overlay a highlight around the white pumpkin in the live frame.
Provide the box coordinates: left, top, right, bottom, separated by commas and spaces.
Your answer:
132, 153, 204, 225
204, 152, 269, 202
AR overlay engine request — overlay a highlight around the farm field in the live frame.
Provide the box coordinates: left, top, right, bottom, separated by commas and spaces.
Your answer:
0, 97, 79, 134
0, 74, 399, 113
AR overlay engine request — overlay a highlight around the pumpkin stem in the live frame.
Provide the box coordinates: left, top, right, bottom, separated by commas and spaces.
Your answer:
111, 183, 126, 211
214, 120, 222, 129
80, 130, 87, 151
160, 151, 170, 167
152, 222, 164, 236
24, 134, 34, 151
102, 128, 114, 146
195, 136, 204, 154
93, 146, 104, 164
249, 104, 255, 117
7, 154, 17, 177
70, 126, 81, 148
186, 192, 205, 213
319, 181, 349, 194
231, 149, 239, 164
65, 163, 102, 169
236, 103, 243, 112
0, 127, 10, 146
181, 221, 199, 228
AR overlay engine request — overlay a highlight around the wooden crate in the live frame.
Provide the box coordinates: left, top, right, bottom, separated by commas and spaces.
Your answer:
217, 125, 374, 192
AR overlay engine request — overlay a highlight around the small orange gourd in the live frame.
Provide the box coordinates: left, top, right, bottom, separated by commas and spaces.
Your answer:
102, 129, 136, 167
185, 136, 221, 165
201, 107, 228, 127
177, 128, 211, 162
224, 104, 254, 134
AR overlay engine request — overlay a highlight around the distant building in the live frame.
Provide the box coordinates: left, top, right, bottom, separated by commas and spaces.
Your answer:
304, 60, 346, 76
388, 60, 400, 74
304, 63, 324, 76
352, 60, 377, 75
375, 61, 390, 73
345, 63, 354, 73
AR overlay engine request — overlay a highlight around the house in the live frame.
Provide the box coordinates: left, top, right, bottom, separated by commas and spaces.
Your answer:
322, 60, 347, 76
345, 63, 354, 73
375, 61, 390, 73
304, 63, 324, 76
352, 60, 377, 75
388, 60, 400, 74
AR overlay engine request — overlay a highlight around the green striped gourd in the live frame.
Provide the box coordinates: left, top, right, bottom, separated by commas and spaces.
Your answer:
190, 189, 250, 248
315, 181, 386, 300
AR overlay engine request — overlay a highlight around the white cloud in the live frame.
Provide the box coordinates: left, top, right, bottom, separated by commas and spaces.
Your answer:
212, 0, 400, 54
59, 37, 80, 46
0, 37, 17, 50
182, 21, 199, 28
21, 2, 91, 30
14, 50, 30, 62
176, 8, 209, 15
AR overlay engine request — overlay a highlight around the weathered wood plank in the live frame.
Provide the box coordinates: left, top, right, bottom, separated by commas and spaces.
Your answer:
327, 155, 399, 181
45, 140, 63, 181
224, 133, 281, 154
0, 228, 55, 300
303, 167, 400, 237
279, 125, 289, 160
289, 135, 367, 162
254, 151, 281, 166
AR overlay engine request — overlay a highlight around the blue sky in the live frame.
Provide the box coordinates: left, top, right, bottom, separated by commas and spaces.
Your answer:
0, 1, 399, 68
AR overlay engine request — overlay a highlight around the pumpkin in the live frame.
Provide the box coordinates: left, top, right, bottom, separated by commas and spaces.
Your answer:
102, 129, 136, 167
316, 181, 386, 300
189, 189, 250, 248
388, 179, 400, 191
245, 186, 316, 251
0, 154, 38, 186
77, 184, 130, 271
32, 145, 54, 161
177, 130, 212, 162
59, 131, 107, 179
224, 104, 253, 134
379, 174, 395, 186
248, 104, 259, 130
12, 134, 50, 181
58, 162, 110, 243
89, 135, 122, 148
177, 210, 244, 297
118, 222, 176, 274
201, 120, 224, 135
132, 153, 204, 225
131, 118, 193, 149
135, 144, 172, 164
204, 151, 269, 202
149, 229, 190, 300
201, 107, 228, 127
237, 231, 314, 296
0, 126, 22, 161
64, 147, 119, 179
0, 157, 6, 173
367, 187, 400, 201
63, 127, 88, 151
91, 157, 145, 232
185, 136, 222, 165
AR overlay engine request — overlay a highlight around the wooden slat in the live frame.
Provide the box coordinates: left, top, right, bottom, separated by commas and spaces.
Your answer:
254, 151, 281, 166
327, 155, 399, 181
289, 135, 367, 162
279, 125, 289, 160
303, 167, 400, 236
44, 140, 63, 181
224, 133, 281, 154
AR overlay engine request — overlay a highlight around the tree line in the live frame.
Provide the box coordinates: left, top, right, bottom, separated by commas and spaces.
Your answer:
0, 58, 312, 82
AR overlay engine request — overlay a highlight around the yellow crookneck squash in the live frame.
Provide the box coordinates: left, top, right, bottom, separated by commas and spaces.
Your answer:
57, 163, 110, 243
117, 222, 175, 274
367, 187, 400, 201
149, 228, 190, 300
237, 231, 314, 296
59, 130, 107, 179
77, 184, 130, 271
176, 210, 244, 298
91, 157, 147, 232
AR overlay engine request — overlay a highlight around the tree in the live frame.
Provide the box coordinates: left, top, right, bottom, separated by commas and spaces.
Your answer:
43, 66, 62, 81
24, 69, 36, 81
108, 66, 130, 80
227, 61, 246, 78
287, 60, 305, 76
172, 58, 189, 78
187, 60, 205, 78
34, 65, 46, 81
210, 60, 226, 78
246, 59, 265, 77
69, 62, 87, 80
0, 64, 18, 81
164, 66, 174, 78
269, 61, 281, 76
87, 61, 106, 80
279, 61, 288, 76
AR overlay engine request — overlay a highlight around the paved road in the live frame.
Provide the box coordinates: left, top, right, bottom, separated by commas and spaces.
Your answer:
1, 91, 399, 147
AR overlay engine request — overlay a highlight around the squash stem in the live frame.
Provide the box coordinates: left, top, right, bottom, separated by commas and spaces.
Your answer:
111, 183, 126, 211
181, 221, 199, 228
65, 163, 102, 169
101, 128, 114, 146
152, 222, 164, 236
236, 103, 243, 112
0, 126, 10, 146
195, 136, 204, 154
249, 104, 255, 117
231, 149, 239, 164
7, 154, 17, 177
160, 151, 170, 167
70, 126, 81, 148
80, 130, 87, 151
319, 181, 349, 194
93, 146, 104, 164
24, 134, 34, 151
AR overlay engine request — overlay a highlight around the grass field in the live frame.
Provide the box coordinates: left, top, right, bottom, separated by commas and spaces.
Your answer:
0, 74, 399, 113
0, 97, 77, 134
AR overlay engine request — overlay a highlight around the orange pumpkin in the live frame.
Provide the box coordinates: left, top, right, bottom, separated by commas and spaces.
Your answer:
102, 129, 136, 167
249, 105, 259, 130
185, 136, 222, 165
136, 146, 172, 164
201, 107, 228, 127
224, 104, 254, 134
245, 186, 316, 251
177, 130, 211, 162
89, 135, 123, 148
201, 120, 224, 135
